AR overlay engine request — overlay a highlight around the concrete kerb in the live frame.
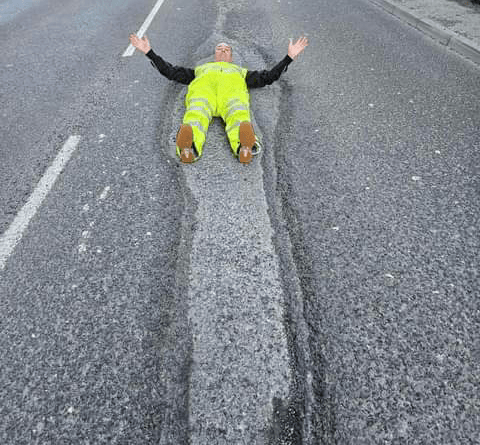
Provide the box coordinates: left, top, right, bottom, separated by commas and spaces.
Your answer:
369, 0, 480, 66
416, 18, 453, 46
449, 33, 480, 64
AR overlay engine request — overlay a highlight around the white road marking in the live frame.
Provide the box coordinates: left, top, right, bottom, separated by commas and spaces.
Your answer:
122, 0, 166, 57
0, 135, 81, 270
98, 186, 110, 200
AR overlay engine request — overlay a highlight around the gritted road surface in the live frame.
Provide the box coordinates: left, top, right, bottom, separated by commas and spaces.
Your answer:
1, 0, 479, 443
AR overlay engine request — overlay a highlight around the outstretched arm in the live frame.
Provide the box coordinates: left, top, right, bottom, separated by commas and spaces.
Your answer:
129, 33, 195, 85
245, 35, 309, 89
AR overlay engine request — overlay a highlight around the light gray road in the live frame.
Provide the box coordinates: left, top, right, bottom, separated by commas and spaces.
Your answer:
1, 0, 479, 444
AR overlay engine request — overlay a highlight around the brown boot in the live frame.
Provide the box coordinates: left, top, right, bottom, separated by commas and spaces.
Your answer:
177, 124, 194, 163
238, 121, 256, 164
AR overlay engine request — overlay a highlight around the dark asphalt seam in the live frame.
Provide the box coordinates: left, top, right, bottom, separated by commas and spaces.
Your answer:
156, 80, 199, 444
254, 44, 331, 444
268, 76, 339, 444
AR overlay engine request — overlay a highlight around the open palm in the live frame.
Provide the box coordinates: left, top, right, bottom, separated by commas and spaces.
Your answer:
288, 36, 309, 60
129, 33, 151, 54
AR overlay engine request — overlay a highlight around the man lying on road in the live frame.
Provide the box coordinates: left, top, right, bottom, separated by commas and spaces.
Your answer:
129, 34, 308, 164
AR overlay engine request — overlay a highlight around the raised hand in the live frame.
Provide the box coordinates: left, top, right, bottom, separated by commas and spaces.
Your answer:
288, 36, 309, 60
129, 33, 151, 54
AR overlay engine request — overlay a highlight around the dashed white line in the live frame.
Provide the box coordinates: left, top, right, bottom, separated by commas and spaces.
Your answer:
122, 0, 166, 57
0, 135, 81, 270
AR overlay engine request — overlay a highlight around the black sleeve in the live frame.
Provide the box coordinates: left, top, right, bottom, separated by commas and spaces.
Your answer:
146, 49, 195, 85
245, 55, 293, 89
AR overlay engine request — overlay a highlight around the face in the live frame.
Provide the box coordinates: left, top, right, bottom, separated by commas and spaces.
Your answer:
215, 43, 233, 62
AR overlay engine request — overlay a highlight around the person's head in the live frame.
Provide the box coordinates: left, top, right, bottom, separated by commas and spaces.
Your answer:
215, 43, 233, 62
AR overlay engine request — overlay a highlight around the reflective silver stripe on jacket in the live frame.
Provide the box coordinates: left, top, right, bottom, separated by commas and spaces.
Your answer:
225, 121, 241, 134
226, 98, 241, 108
196, 64, 244, 76
187, 98, 215, 117
225, 105, 249, 121
188, 121, 207, 135
186, 106, 212, 122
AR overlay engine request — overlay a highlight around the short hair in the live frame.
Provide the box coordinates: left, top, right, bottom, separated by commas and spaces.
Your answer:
216, 42, 232, 49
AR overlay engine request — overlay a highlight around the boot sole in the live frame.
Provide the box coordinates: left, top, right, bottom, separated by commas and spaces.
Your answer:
239, 122, 256, 164
239, 147, 253, 164
177, 124, 194, 163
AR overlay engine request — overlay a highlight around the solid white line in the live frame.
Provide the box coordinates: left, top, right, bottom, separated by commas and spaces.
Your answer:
122, 0, 166, 57
0, 135, 81, 271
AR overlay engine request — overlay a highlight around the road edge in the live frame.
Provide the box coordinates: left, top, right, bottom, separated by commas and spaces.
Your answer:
368, 0, 480, 66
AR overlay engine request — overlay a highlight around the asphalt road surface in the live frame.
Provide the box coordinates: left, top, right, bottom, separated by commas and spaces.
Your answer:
1, 0, 479, 443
